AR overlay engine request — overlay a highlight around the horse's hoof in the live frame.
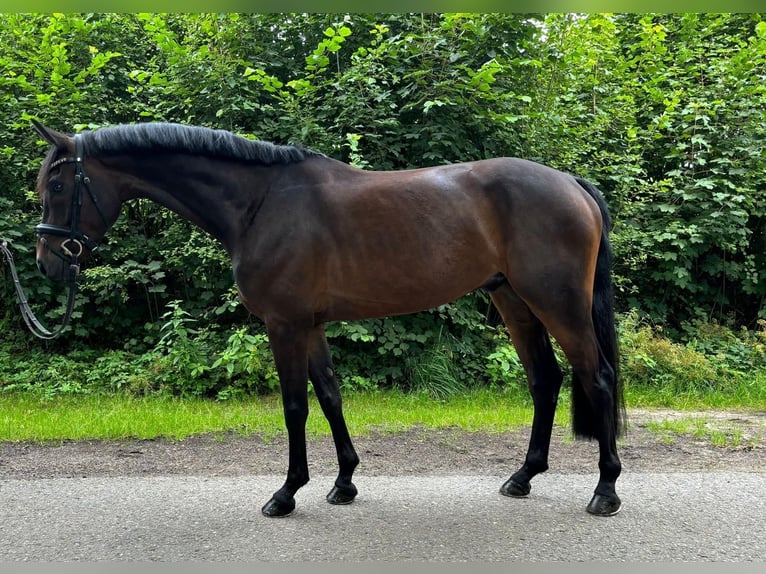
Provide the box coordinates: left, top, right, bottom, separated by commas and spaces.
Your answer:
327, 482, 358, 505
261, 495, 296, 517
500, 478, 531, 498
586, 493, 622, 517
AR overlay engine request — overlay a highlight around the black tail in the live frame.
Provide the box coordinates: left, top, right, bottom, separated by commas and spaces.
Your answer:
571, 177, 626, 440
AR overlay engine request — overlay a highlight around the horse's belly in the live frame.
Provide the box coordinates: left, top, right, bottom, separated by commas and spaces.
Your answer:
319, 264, 494, 322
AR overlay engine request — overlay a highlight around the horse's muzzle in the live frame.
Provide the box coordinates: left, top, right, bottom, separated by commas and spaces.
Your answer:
36, 257, 48, 277
36, 240, 71, 282
36, 255, 67, 282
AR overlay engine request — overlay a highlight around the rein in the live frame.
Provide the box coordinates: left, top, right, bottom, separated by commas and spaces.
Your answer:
1, 133, 104, 340
0, 238, 79, 340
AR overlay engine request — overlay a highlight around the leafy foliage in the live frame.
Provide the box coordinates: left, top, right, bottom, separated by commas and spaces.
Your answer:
1, 13, 764, 397
612, 14, 766, 327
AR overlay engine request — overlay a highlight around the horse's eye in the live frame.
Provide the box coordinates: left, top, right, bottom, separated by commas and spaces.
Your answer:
50, 181, 64, 193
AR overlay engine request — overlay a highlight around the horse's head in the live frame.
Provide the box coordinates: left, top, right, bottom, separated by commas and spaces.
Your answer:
32, 120, 120, 282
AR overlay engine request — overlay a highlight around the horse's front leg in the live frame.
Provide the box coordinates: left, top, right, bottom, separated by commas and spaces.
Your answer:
307, 326, 359, 505
261, 321, 311, 518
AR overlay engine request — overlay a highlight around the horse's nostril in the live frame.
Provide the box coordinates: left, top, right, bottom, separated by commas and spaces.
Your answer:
37, 259, 47, 276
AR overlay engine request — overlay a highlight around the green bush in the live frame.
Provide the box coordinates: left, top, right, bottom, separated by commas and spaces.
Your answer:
620, 316, 720, 394
619, 311, 766, 403
210, 327, 279, 399
2, 13, 765, 404
3, 310, 766, 406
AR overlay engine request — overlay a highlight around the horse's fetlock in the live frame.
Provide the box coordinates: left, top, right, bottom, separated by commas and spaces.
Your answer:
599, 459, 622, 481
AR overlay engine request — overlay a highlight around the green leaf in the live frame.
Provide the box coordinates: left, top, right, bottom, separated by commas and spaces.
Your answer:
694, 179, 716, 190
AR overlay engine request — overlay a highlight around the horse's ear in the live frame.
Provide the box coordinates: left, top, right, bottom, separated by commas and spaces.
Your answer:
31, 119, 70, 149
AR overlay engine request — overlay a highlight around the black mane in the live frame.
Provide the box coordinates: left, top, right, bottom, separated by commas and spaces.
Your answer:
80, 122, 324, 165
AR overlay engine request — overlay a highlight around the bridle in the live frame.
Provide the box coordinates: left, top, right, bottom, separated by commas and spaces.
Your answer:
1, 133, 108, 339
36, 133, 109, 264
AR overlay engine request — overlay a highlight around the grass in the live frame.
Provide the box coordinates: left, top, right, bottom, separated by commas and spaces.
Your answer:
0, 388, 542, 444
1, 393, 283, 443
644, 418, 756, 449
625, 385, 766, 411
2, 381, 765, 445
3, 310, 765, 445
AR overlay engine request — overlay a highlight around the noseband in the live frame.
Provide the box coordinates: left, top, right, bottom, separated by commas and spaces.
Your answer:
35, 133, 108, 266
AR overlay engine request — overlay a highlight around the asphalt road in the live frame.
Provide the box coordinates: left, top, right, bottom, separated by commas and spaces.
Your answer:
1, 471, 764, 561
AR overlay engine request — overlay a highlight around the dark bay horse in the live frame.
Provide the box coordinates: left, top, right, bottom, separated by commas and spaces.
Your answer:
31, 120, 625, 517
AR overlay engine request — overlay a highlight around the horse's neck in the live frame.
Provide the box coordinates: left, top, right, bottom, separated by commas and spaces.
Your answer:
113, 155, 277, 253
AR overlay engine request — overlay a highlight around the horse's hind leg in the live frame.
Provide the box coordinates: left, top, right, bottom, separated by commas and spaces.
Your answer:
308, 326, 360, 505
490, 283, 564, 498
529, 294, 623, 516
